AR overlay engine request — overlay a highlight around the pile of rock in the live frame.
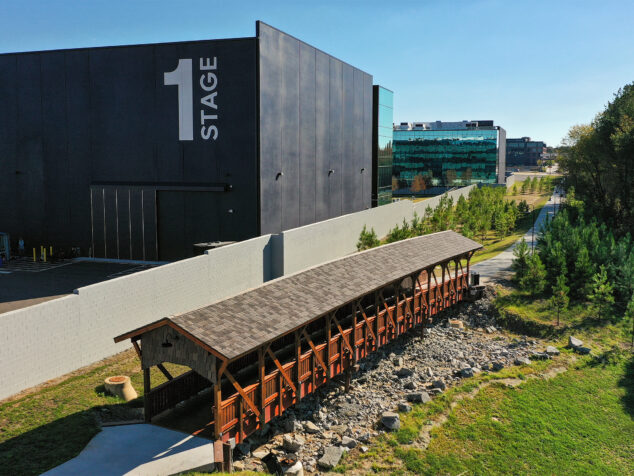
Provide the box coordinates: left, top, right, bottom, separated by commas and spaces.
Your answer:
231, 287, 546, 473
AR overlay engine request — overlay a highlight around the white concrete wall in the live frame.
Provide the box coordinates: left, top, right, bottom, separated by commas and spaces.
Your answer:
0, 235, 272, 401
0, 186, 478, 400
276, 185, 476, 276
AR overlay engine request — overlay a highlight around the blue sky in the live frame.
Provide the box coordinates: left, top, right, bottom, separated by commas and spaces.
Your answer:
2, 0, 633, 146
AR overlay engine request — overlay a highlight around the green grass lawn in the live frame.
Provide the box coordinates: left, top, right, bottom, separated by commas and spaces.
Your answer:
398, 353, 633, 475
0, 350, 186, 476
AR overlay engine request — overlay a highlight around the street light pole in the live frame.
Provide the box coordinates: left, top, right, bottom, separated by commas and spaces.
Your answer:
531, 205, 535, 253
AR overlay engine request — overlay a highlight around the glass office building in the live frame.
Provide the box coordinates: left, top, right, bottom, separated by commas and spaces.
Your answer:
506, 137, 546, 167
372, 86, 393, 206
392, 121, 506, 196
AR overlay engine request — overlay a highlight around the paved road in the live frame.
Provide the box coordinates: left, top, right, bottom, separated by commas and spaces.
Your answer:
471, 191, 561, 284
43, 424, 215, 476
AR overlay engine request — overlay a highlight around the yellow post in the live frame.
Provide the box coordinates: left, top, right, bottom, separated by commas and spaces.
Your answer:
33, 248, 36, 262
49, 246, 52, 257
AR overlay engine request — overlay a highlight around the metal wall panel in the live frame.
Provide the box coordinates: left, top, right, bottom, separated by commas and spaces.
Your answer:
0, 38, 258, 259
328, 59, 343, 219
258, 22, 372, 234
314, 51, 330, 223
298, 43, 316, 226
342, 64, 355, 216
280, 33, 300, 231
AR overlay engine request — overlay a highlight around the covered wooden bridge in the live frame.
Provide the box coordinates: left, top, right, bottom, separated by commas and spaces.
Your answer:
115, 230, 481, 443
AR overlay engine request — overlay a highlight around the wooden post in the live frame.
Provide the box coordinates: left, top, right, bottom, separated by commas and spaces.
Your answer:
214, 360, 224, 440
143, 367, 151, 422
222, 442, 233, 472
295, 331, 302, 401
258, 347, 265, 424
375, 291, 381, 348
352, 303, 358, 366
278, 373, 283, 417
427, 268, 432, 323
326, 314, 332, 382
441, 262, 446, 310
466, 252, 472, 287
344, 367, 351, 394
238, 397, 244, 443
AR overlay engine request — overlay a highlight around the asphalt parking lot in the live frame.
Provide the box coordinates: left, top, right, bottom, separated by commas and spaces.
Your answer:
0, 258, 159, 314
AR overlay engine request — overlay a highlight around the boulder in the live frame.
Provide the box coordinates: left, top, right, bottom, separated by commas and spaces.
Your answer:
514, 357, 531, 366
545, 345, 560, 356
397, 368, 414, 378
393, 357, 404, 367
282, 434, 304, 453
404, 381, 417, 390
459, 367, 474, 378
318, 446, 345, 470
492, 361, 504, 371
568, 336, 583, 349
341, 436, 357, 448
406, 392, 431, 403
381, 412, 400, 431
303, 421, 320, 434
432, 379, 446, 390
576, 346, 591, 355
530, 352, 551, 360
398, 402, 412, 413
284, 461, 304, 476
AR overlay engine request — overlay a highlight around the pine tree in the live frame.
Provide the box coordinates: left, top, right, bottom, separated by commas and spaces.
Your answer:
572, 246, 594, 300
551, 274, 569, 326
520, 253, 547, 295
588, 265, 615, 320
512, 238, 530, 282
357, 225, 380, 251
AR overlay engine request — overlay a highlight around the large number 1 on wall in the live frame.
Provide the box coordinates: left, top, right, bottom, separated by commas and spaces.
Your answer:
164, 59, 193, 141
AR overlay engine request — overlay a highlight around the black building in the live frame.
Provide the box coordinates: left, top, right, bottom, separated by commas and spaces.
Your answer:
506, 137, 546, 167
0, 22, 373, 261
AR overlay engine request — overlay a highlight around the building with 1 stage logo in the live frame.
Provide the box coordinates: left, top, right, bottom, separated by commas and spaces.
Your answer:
0, 22, 374, 261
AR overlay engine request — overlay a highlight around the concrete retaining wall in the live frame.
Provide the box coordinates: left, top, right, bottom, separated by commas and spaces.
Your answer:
0, 186, 477, 400
0, 235, 272, 401
276, 185, 476, 276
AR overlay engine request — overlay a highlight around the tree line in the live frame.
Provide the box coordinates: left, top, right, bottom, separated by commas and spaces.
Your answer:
558, 82, 634, 237
512, 191, 634, 326
357, 182, 552, 252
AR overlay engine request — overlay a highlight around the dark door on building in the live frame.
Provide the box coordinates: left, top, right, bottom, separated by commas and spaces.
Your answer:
156, 191, 220, 261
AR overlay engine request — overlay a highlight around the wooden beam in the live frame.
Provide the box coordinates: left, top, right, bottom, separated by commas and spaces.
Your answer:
302, 329, 327, 372
356, 301, 377, 344
379, 290, 397, 335
224, 367, 260, 418
265, 346, 297, 393
374, 291, 381, 348
352, 303, 358, 365
132, 339, 142, 359
156, 363, 173, 381
332, 315, 355, 356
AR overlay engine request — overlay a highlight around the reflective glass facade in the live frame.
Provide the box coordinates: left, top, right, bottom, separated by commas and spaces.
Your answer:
506, 137, 545, 167
393, 127, 504, 195
372, 86, 393, 206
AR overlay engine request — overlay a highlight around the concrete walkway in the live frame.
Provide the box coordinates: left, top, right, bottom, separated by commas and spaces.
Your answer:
43, 424, 215, 476
471, 191, 561, 284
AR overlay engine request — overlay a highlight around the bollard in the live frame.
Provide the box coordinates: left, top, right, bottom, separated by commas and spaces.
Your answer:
49, 246, 52, 258
33, 248, 36, 262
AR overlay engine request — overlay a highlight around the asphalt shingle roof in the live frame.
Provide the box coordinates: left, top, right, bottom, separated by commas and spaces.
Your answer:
121, 231, 481, 360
